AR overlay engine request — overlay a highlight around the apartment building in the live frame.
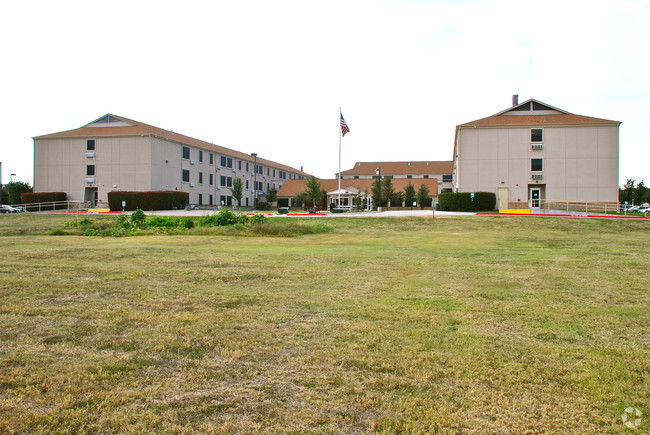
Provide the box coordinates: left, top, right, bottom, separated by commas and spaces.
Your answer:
33, 114, 307, 207
452, 98, 620, 209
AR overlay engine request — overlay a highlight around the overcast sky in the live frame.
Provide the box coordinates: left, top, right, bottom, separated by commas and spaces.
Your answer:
1, 0, 648, 186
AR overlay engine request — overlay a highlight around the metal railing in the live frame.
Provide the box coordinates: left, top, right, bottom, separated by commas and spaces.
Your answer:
19, 201, 91, 213
534, 200, 626, 215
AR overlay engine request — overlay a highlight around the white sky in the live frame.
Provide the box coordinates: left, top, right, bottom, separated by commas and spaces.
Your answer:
1, 0, 648, 185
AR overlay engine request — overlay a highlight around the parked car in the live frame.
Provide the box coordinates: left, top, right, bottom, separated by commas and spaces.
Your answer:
0, 205, 21, 213
627, 205, 640, 212
637, 206, 650, 213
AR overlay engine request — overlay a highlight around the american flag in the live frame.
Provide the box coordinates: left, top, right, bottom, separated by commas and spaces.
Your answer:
340, 113, 350, 137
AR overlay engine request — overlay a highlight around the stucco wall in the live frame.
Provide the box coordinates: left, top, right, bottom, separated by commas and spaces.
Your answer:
457, 125, 618, 203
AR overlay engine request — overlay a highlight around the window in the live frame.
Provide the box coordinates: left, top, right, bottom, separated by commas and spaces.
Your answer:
182, 146, 190, 159
209, 173, 213, 185
246, 179, 249, 189
354, 175, 359, 179
531, 158, 543, 172
266, 168, 269, 176
407, 175, 412, 179
209, 153, 213, 165
209, 194, 213, 205
273, 169, 276, 177
199, 172, 203, 184
531, 129, 543, 142
441, 188, 453, 193
182, 169, 190, 182
199, 150, 203, 163
198, 194, 203, 205
86, 139, 95, 151
442, 174, 453, 182
220, 175, 226, 186
246, 162, 249, 172
86, 165, 95, 176
255, 164, 263, 174
220, 195, 232, 206
423, 175, 429, 179
227, 177, 233, 187
238, 160, 242, 170
220, 156, 233, 168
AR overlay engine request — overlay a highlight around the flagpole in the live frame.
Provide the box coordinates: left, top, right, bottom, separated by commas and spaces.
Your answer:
338, 107, 342, 208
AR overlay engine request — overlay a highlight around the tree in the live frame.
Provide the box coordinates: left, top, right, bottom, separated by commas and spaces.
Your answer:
266, 187, 277, 205
1, 181, 32, 205
305, 176, 322, 207
293, 191, 304, 207
232, 177, 243, 209
382, 177, 394, 207
392, 191, 404, 207
371, 178, 383, 209
404, 182, 416, 208
416, 184, 431, 209
633, 180, 647, 205
619, 178, 635, 204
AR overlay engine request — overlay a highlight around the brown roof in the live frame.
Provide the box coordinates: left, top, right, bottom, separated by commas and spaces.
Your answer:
34, 114, 310, 176
340, 161, 453, 176
459, 114, 621, 128
277, 177, 439, 197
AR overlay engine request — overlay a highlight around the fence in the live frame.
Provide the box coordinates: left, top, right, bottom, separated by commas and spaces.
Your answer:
536, 200, 620, 215
19, 201, 91, 213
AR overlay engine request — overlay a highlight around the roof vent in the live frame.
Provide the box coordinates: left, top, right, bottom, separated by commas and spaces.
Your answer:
512, 94, 519, 106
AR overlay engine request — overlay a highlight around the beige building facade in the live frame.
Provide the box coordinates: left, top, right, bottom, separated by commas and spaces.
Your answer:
34, 114, 308, 207
452, 99, 620, 209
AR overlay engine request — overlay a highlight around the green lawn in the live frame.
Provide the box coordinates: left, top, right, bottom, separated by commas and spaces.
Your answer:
0, 214, 648, 433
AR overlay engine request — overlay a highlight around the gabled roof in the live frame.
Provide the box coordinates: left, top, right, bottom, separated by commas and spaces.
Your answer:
277, 177, 440, 197
340, 161, 453, 176
34, 113, 310, 176
458, 99, 621, 128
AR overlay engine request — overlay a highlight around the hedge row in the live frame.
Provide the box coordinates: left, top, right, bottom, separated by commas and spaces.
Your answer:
108, 191, 189, 211
21, 192, 68, 211
439, 192, 496, 211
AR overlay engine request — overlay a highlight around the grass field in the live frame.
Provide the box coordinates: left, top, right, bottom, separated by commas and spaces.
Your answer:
0, 214, 648, 433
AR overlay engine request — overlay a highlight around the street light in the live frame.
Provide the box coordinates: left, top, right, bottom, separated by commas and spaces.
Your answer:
251, 153, 258, 209
10, 173, 16, 183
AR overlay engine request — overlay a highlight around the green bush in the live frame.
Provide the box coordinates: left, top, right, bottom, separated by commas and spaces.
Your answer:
474, 192, 496, 211
438, 192, 496, 211
255, 201, 271, 210
131, 209, 146, 226
107, 191, 188, 211
21, 192, 67, 211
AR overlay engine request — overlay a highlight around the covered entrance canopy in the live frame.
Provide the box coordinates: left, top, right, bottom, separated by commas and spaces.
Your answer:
327, 186, 371, 210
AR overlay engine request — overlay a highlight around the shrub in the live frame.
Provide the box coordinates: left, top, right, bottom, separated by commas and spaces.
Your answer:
438, 192, 496, 211
255, 201, 271, 210
131, 209, 146, 226
21, 192, 67, 211
180, 218, 194, 229
147, 216, 179, 228
197, 209, 249, 227
474, 192, 496, 211
249, 213, 267, 225
107, 191, 188, 211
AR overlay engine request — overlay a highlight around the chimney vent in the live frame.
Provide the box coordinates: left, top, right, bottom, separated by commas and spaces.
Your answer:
512, 94, 519, 106
300, 166, 303, 172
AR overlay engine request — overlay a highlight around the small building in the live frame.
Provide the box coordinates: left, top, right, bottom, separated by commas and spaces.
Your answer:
276, 177, 439, 209
33, 114, 308, 207
338, 161, 454, 193
452, 98, 621, 209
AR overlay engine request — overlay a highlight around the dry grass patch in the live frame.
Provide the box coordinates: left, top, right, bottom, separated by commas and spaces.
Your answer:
0, 214, 648, 433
